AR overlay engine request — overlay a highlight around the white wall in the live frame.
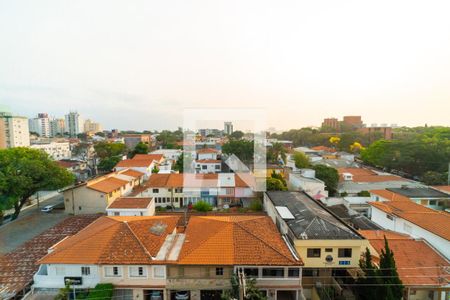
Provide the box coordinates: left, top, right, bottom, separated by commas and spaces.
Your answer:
34, 264, 100, 289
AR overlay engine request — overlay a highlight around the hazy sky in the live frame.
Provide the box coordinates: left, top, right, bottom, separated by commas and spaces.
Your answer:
1, 0, 450, 131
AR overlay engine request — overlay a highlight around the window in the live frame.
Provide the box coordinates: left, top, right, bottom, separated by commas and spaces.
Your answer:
262, 268, 284, 278
288, 268, 300, 278
307, 248, 321, 258
140, 212, 143, 216
81, 266, 90, 276
153, 189, 159, 193
175, 188, 183, 193
338, 248, 352, 258
429, 200, 437, 206
386, 214, 394, 220
78, 206, 82, 211
302, 268, 319, 277
215, 165, 221, 170
215, 268, 224, 276
243, 268, 259, 277
202, 165, 207, 170
129, 266, 146, 278
153, 266, 166, 278
114, 212, 120, 216
325, 248, 333, 252
104, 266, 121, 277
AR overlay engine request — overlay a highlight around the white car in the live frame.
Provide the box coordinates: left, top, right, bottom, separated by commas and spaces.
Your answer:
41, 205, 53, 213
175, 291, 189, 300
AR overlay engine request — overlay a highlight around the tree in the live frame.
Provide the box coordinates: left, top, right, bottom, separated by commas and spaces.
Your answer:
173, 154, 193, 173
357, 190, 371, 197
266, 177, 287, 191
356, 248, 381, 300
94, 142, 126, 159
0, 148, 75, 220
222, 140, 254, 163
131, 142, 149, 157
245, 278, 267, 300
97, 156, 121, 172
192, 200, 213, 212
292, 151, 310, 169
379, 237, 404, 300
151, 166, 159, 174
229, 130, 244, 140
421, 171, 447, 185
313, 165, 339, 196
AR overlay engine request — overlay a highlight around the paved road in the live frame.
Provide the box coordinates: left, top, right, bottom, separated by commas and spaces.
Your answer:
0, 194, 69, 254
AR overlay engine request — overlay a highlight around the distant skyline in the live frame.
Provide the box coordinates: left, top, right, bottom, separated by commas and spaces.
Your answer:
1, 0, 450, 131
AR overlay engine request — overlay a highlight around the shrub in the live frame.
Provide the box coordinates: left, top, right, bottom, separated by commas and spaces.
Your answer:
193, 201, 213, 212
87, 283, 114, 300
249, 199, 263, 211
357, 190, 370, 197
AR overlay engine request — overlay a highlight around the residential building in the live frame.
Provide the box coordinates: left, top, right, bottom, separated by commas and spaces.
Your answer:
122, 134, 151, 150
432, 186, 450, 196
106, 197, 155, 216
30, 141, 71, 160
0, 112, 30, 148
83, 119, 102, 134
63, 169, 145, 214
167, 215, 304, 300
133, 173, 256, 208
28, 113, 51, 137
264, 191, 368, 294
150, 149, 182, 161
287, 169, 328, 200
359, 230, 450, 300
359, 125, 393, 141
368, 200, 450, 259
115, 154, 164, 179
321, 118, 340, 131
224, 121, 233, 135
386, 187, 450, 211
50, 118, 65, 137
342, 115, 363, 129
56, 159, 91, 182
65, 112, 84, 137
194, 148, 221, 174
33, 216, 182, 299
337, 167, 423, 196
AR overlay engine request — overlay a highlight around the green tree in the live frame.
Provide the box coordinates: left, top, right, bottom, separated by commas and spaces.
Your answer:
0, 148, 75, 220
292, 151, 310, 169
379, 237, 404, 300
222, 140, 254, 163
266, 177, 287, 191
313, 165, 339, 196
193, 200, 213, 212
245, 278, 267, 300
356, 248, 381, 300
87, 283, 114, 300
97, 156, 121, 172
357, 190, 371, 197
249, 199, 263, 211
229, 130, 245, 140
131, 142, 149, 157
421, 171, 447, 185
152, 166, 159, 174
94, 141, 126, 159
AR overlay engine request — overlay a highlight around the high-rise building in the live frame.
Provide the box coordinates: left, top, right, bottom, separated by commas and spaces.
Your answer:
83, 119, 102, 134
342, 116, 363, 129
65, 111, 83, 137
50, 118, 66, 137
321, 118, 340, 131
0, 112, 30, 148
28, 113, 50, 137
224, 121, 233, 135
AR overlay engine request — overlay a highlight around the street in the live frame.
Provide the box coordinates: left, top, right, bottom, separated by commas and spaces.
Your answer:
0, 193, 68, 254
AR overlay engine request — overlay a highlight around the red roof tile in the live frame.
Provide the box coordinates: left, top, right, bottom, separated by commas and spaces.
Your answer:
107, 197, 152, 209
88, 177, 129, 193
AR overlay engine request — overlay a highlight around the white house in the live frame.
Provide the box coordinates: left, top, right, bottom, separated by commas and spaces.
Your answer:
106, 197, 155, 216
288, 169, 328, 200
369, 200, 450, 259
31, 141, 71, 160
115, 154, 164, 179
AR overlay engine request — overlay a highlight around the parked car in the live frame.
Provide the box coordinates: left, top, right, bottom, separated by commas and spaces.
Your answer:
149, 291, 162, 300
175, 291, 189, 300
41, 205, 53, 213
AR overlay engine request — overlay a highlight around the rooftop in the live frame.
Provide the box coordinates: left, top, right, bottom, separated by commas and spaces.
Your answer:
132, 154, 164, 161
327, 204, 382, 230
369, 189, 411, 202
432, 186, 450, 194
120, 169, 145, 178
88, 177, 129, 193
359, 230, 450, 286
197, 148, 219, 154
338, 168, 407, 183
39, 216, 180, 265
368, 201, 450, 241
107, 197, 152, 209
178, 216, 302, 266
266, 191, 363, 240
387, 187, 450, 199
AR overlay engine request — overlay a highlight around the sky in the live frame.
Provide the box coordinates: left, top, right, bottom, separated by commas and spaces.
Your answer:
1, 0, 450, 131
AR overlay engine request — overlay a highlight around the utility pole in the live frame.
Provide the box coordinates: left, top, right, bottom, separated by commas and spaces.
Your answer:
36, 191, 40, 209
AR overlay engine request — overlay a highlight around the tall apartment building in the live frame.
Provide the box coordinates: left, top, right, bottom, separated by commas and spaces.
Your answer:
342, 115, 363, 129
65, 111, 83, 137
28, 113, 51, 137
321, 118, 340, 131
0, 112, 30, 148
50, 118, 65, 137
224, 121, 233, 135
83, 119, 102, 134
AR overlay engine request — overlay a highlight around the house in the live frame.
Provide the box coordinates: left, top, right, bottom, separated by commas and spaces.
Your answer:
150, 149, 182, 162
33, 216, 182, 299
167, 215, 304, 300
194, 148, 221, 174
432, 186, 450, 196
63, 169, 145, 214
264, 191, 368, 296
106, 197, 155, 216
326, 204, 382, 230
115, 154, 164, 178
132, 173, 256, 208
368, 200, 450, 259
386, 187, 450, 211
359, 230, 450, 300
122, 134, 151, 150
287, 169, 328, 200
337, 167, 423, 196
30, 141, 71, 160
56, 159, 91, 182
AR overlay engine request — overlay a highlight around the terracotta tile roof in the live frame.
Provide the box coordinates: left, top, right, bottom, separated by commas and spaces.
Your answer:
88, 177, 129, 193
338, 168, 406, 183
107, 197, 152, 209
432, 186, 450, 194
132, 154, 164, 162
369, 190, 411, 202
121, 169, 145, 178
368, 201, 450, 241
147, 174, 219, 188
197, 148, 219, 153
235, 173, 255, 188
311, 146, 336, 153
359, 230, 450, 286
178, 216, 302, 266
39, 216, 180, 265
56, 160, 80, 168
196, 159, 221, 163
115, 159, 153, 168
